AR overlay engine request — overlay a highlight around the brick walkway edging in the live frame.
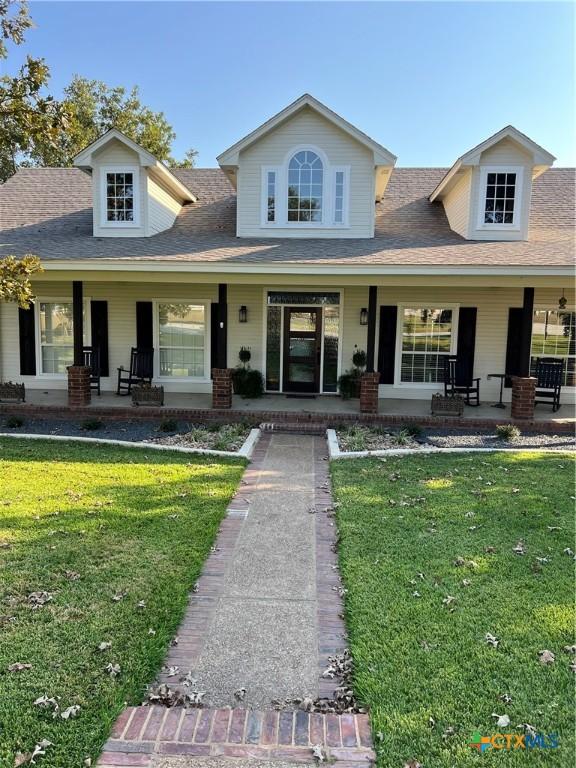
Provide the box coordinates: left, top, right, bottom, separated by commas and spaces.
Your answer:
98, 433, 375, 767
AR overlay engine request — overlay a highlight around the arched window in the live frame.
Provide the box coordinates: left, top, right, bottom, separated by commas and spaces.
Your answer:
287, 150, 323, 222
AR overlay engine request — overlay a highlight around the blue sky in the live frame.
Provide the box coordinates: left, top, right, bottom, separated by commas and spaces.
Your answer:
6, 1, 575, 167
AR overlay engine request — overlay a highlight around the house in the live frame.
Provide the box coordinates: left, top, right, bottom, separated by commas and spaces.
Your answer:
0, 94, 573, 420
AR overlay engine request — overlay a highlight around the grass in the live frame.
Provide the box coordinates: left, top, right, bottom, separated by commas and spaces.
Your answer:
0, 438, 245, 768
331, 451, 575, 767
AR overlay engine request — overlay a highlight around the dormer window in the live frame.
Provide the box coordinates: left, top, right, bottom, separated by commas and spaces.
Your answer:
261, 147, 349, 228
100, 166, 140, 227
287, 150, 324, 223
478, 166, 523, 230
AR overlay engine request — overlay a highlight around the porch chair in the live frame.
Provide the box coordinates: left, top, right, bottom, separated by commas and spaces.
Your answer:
116, 347, 154, 395
534, 358, 564, 412
443, 355, 481, 406
83, 345, 101, 396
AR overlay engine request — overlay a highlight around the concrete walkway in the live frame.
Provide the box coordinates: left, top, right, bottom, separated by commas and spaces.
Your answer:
99, 433, 373, 768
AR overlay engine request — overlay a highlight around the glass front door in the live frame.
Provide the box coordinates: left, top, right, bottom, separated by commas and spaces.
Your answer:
282, 307, 321, 393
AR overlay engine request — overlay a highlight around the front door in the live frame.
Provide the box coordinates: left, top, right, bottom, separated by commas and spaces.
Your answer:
283, 307, 321, 393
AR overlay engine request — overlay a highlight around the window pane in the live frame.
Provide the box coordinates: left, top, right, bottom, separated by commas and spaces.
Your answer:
484, 171, 515, 224
286, 150, 323, 224
266, 306, 281, 390
400, 308, 453, 383
323, 305, 339, 392
106, 172, 135, 222
158, 303, 205, 377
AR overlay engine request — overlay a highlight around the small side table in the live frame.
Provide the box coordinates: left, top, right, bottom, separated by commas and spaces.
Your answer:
487, 373, 506, 408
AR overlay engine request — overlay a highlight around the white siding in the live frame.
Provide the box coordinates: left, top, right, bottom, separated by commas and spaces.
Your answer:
227, 285, 265, 371
442, 169, 472, 238
469, 138, 534, 241
236, 107, 375, 238
147, 175, 182, 234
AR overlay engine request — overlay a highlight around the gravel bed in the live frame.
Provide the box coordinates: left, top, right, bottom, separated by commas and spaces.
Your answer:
0, 416, 251, 452
336, 425, 575, 452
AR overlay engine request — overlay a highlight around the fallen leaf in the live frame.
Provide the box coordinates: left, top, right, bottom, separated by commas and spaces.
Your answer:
538, 649, 555, 665
312, 744, 326, 762
97, 642, 111, 652
30, 740, 53, 764
234, 687, 246, 701
59, 704, 80, 720
7, 662, 32, 672
492, 713, 510, 728
485, 633, 500, 648
105, 663, 121, 677
28, 591, 53, 606
563, 645, 576, 654
499, 693, 513, 704
14, 752, 31, 767
512, 541, 526, 555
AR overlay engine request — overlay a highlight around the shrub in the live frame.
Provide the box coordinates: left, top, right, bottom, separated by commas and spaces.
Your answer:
80, 419, 103, 431
338, 369, 361, 399
159, 419, 178, 433
352, 349, 367, 370
392, 429, 411, 446
238, 347, 251, 366
340, 425, 371, 451
402, 423, 423, 438
5, 416, 24, 429
495, 423, 521, 442
241, 369, 264, 398
213, 423, 247, 451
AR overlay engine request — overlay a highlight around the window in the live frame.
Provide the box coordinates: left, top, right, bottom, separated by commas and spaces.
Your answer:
38, 301, 89, 375
479, 167, 523, 228
334, 170, 345, 224
266, 170, 276, 222
101, 167, 139, 226
400, 308, 454, 383
157, 303, 206, 378
288, 150, 323, 222
530, 309, 575, 386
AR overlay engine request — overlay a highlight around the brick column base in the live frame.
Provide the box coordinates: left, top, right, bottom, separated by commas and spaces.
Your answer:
67, 365, 91, 408
212, 368, 233, 409
359, 372, 380, 414
511, 376, 536, 420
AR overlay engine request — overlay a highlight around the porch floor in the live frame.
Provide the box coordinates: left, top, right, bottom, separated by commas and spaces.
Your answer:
7, 389, 575, 425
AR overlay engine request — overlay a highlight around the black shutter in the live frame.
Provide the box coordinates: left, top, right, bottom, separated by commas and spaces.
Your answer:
90, 301, 109, 376
136, 301, 153, 349
377, 306, 398, 384
505, 307, 524, 387
18, 305, 36, 375
210, 302, 219, 378
456, 307, 477, 382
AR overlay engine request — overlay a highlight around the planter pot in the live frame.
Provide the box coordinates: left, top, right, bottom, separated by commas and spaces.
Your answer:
431, 393, 464, 417
0, 382, 25, 403
132, 385, 164, 407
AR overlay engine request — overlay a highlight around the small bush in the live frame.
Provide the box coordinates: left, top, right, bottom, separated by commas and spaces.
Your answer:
339, 425, 371, 451
392, 429, 412, 446
5, 416, 24, 429
238, 347, 252, 365
496, 423, 521, 442
232, 368, 264, 398
159, 419, 178, 433
80, 419, 103, 431
402, 423, 423, 438
213, 423, 247, 451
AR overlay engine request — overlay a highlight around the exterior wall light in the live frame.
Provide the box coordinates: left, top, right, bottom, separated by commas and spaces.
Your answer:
360, 307, 368, 326
239, 305, 248, 323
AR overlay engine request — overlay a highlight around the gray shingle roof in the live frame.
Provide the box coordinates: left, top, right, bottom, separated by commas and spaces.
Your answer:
0, 166, 573, 268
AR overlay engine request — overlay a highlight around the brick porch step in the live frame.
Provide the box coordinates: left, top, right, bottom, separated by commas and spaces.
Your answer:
260, 422, 328, 435
99, 706, 375, 767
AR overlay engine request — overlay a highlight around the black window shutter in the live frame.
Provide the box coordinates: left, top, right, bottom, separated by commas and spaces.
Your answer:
456, 307, 477, 382
377, 306, 398, 384
90, 301, 109, 376
18, 305, 36, 375
136, 302, 153, 349
210, 302, 219, 378
505, 307, 524, 387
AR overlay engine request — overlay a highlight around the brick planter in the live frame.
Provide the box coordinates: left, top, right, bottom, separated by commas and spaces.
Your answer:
359, 372, 380, 414
67, 365, 91, 408
511, 376, 536, 420
212, 368, 233, 409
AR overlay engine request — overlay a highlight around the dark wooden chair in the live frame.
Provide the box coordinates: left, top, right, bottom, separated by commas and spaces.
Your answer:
83, 346, 101, 396
117, 347, 154, 395
443, 355, 480, 406
534, 358, 564, 412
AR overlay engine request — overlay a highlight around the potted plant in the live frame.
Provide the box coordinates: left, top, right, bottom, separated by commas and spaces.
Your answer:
0, 381, 25, 403
338, 349, 367, 399
231, 347, 264, 398
132, 382, 164, 406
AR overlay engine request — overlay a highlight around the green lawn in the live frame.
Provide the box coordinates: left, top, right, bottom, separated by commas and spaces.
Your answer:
332, 452, 575, 767
0, 438, 245, 768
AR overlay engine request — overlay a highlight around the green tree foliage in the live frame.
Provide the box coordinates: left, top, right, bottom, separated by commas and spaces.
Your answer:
0, 1, 69, 181
0, 254, 43, 308
27, 75, 197, 169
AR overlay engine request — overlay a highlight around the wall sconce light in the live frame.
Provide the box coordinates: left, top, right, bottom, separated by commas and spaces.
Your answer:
239, 305, 248, 323
359, 307, 368, 326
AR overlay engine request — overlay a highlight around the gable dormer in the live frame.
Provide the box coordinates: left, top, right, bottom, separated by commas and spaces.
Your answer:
429, 126, 555, 241
73, 129, 194, 237
217, 94, 396, 239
